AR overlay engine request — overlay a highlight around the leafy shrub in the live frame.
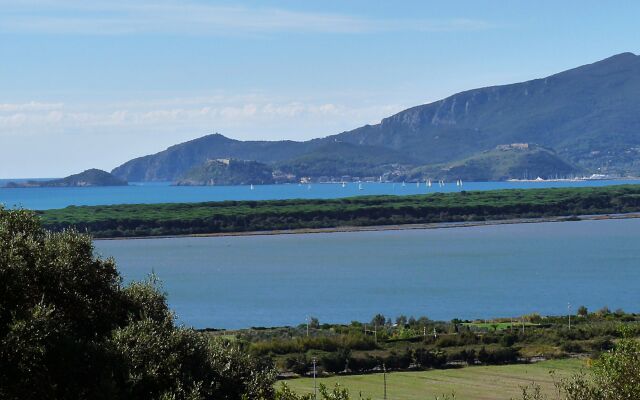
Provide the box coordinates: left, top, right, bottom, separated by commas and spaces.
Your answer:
0, 207, 276, 400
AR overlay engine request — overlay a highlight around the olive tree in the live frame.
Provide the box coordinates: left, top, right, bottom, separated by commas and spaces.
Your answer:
0, 207, 275, 400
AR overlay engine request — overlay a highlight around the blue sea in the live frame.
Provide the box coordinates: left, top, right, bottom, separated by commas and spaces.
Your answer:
96, 218, 640, 329
1, 179, 638, 210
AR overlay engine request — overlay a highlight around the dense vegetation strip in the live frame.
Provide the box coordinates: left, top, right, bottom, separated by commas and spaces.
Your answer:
37, 185, 640, 238
218, 309, 639, 377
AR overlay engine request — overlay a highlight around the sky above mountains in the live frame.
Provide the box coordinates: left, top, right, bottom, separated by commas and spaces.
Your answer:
1, 0, 640, 178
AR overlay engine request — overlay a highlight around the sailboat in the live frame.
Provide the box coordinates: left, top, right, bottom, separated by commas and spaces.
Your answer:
250, 184, 254, 190
456, 179, 460, 187
459, 179, 463, 187
427, 179, 432, 188
341, 181, 346, 188
402, 181, 406, 187
416, 181, 420, 188
358, 183, 363, 190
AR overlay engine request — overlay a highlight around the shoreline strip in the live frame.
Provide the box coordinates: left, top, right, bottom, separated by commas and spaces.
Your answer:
94, 212, 640, 241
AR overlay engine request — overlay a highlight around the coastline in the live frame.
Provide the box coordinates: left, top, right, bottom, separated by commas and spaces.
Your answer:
94, 211, 640, 241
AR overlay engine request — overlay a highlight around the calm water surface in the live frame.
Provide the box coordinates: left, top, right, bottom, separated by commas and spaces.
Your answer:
1, 179, 638, 210
95, 218, 640, 329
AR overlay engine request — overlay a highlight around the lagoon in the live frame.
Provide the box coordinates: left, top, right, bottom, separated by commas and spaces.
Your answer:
2, 179, 639, 210
95, 218, 640, 329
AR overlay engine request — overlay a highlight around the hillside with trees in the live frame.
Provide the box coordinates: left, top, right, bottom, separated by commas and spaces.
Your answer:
112, 53, 640, 182
0, 207, 274, 400
175, 158, 275, 186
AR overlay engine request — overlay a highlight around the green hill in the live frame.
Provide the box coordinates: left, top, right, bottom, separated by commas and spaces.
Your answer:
175, 159, 274, 186
276, 142, 414, 179
4, 169, 127, 188
406, 144, 582, 181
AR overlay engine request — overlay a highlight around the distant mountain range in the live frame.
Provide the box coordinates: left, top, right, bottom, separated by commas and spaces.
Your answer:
5, 169, 127, 188
112, 53, 640, 183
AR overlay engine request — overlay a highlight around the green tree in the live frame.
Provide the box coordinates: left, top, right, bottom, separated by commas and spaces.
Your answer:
395, 315, 408, 327
519, 327, 640, 400
0, 207, 275, 400
577, 305, 588, 317
370, 314, 386, 328
275, 383, 370, 400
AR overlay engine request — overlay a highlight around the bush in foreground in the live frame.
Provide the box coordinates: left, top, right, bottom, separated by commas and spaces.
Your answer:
0, 207, 275, 400
520, 328, 640, 400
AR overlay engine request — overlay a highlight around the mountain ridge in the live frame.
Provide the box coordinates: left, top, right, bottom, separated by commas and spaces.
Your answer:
112, 52, 640, 182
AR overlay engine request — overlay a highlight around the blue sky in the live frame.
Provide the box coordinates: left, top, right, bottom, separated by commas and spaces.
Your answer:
1, 0, 639, 178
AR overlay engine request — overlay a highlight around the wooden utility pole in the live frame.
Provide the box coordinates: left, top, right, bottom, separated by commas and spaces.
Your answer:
383, 363, 387, 400
312, 357, 317, 400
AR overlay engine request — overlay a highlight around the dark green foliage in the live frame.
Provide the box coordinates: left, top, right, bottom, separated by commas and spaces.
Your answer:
520, 330, 640, 399
176, 158, 274, 186
0, 207, 275, 400
414, 348, 447, 368
38, 184, 640, 238
250, 335, 377, 357
476, 347, 519, 364
382, 349, 413, 369
577, 305, 589, 317
275, 383, 368, 400
231, 311, 640, 378
321, 348, 351, 373
284, 353, 312, 375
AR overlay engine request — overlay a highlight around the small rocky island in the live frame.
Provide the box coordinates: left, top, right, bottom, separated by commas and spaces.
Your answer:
175, 159, 274, 186
4, 169, 128, 188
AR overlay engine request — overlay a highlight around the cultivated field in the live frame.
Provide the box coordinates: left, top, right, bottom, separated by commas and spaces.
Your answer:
283, 359, 584, 400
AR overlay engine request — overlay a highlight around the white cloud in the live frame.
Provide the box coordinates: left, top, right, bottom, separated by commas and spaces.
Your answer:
0, 94, 410, 177
0, 1, 495, 36
0, 101, 63, 112
0, 95, 406, 140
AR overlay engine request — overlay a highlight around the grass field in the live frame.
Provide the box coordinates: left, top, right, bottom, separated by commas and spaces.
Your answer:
282, 359, 585, 400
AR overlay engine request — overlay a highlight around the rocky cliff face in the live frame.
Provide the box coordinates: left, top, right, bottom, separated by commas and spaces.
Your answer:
112, 53, 640, 182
